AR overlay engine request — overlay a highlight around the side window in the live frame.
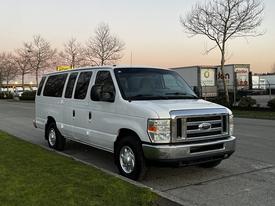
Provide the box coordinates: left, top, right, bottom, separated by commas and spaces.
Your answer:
43, 74, 68, 97
92, 71, 115, 101
74, 71, 93, 100
37, 76, 46, 96
65, 72, 78, 98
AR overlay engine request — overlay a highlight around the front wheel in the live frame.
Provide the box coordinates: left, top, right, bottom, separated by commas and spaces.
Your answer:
115, 137, 147, 180
46, 122, 66, 151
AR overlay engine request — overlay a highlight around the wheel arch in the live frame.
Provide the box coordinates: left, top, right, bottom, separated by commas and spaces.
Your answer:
114, 128, 141, 155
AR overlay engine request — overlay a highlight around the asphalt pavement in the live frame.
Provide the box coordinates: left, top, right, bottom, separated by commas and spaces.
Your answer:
0, 100, 275, 206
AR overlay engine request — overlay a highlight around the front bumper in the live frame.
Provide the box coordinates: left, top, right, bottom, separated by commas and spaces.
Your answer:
142, 136, 236, 161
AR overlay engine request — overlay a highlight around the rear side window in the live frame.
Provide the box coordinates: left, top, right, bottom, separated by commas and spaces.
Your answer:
43, 74, 68, 97
74, 71, 93, 99
65, 72, 78, 98
37, 76, 46, 96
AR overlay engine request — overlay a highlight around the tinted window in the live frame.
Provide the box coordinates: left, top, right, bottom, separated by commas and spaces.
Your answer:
92, 71, 115, 101
74, 71, 93, 99
65, 72, 78, 98
43, 74, 68, 97
95, 71, 113, 85
37, 76, 46, 96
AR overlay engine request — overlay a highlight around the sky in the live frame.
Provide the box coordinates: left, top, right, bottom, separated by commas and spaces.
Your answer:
0, 0, 274, 73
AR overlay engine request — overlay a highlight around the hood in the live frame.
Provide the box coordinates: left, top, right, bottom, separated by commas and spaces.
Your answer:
130, 99, 229, 118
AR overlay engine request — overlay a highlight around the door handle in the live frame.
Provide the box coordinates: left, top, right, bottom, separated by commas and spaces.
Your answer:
88, 112, 92, 120
73, 110, 75, 117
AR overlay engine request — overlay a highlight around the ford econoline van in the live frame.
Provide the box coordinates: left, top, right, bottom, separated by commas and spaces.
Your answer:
34, 66, 235, 180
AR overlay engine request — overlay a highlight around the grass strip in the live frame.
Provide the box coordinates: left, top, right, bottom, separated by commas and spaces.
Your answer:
0, 131, 158, 206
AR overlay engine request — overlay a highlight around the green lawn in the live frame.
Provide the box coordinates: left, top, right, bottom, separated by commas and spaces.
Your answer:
0, 131, 158, 206
232, 109, 275, 120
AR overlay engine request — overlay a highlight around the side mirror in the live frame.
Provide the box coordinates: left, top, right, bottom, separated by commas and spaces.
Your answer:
193, 86, 199, 96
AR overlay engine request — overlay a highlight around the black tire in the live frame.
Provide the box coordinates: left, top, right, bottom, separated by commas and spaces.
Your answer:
46, 122, 66, 151
115, 136, 147, 180
198, 160, 222, 168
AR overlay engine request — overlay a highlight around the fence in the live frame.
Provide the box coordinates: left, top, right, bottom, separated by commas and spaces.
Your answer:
197, 84, 275, 107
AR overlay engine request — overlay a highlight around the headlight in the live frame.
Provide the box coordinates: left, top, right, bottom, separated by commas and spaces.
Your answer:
229, 114, 234, 136
147, 119, 171, 143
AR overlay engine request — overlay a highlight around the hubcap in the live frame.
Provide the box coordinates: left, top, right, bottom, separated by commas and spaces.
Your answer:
119, 146, 135, 174
48, 128, 56, 146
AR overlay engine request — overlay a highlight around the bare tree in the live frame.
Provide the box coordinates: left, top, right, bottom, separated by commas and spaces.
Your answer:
180, 0, 264, 105
25, 35, 56, 85
0, 53, 5, 90
86, 23, 125, 66
272, 63, 275, 73
59, 38, 85, 68
14, 48, 32, 91
0, 53, 18, 88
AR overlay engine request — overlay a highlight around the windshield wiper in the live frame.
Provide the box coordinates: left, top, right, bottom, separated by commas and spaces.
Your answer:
165, 92, 187, 95
165, 92, 198, 99
128, 94, 168, 101
128, 93, 198, 101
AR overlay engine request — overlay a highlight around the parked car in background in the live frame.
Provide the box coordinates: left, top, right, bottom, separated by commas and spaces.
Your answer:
15, 90, 24, 97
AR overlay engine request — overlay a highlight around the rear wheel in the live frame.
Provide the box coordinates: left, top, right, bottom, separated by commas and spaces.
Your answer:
115, 136, 147, 180
198, 160, 222, 168
46, 122, 66, 151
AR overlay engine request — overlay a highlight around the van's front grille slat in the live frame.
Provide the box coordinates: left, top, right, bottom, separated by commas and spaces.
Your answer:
187, 130, 222, 138
187, 116, 221, 122
187, 127, 223, 134
187, 119, 221, 126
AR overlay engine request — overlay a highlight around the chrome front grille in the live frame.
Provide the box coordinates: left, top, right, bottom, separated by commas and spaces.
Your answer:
170, 109, 229, 143
185, 115, 226, 138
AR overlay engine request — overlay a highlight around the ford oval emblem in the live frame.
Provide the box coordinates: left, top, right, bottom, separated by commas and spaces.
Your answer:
198, 123, 211, 130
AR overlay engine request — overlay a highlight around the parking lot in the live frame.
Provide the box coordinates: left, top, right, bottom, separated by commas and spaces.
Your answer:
0, 100, 275, 206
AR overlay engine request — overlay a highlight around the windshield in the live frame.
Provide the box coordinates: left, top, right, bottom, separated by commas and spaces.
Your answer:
114, 68, 197, 101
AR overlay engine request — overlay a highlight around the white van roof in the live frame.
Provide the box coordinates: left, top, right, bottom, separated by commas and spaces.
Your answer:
43, 65, 167, 77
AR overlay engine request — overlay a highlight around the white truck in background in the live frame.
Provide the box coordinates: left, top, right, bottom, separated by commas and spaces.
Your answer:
216, 64, 251, 91
252, 75, 267, 90
259, 75, 275, 89
171, 66, 218, 98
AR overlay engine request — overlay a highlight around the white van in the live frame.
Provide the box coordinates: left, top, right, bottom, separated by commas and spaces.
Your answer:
34, 66, 235, 180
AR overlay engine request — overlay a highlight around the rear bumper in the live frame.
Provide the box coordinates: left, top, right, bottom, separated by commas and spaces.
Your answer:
142, 136, 236, 161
